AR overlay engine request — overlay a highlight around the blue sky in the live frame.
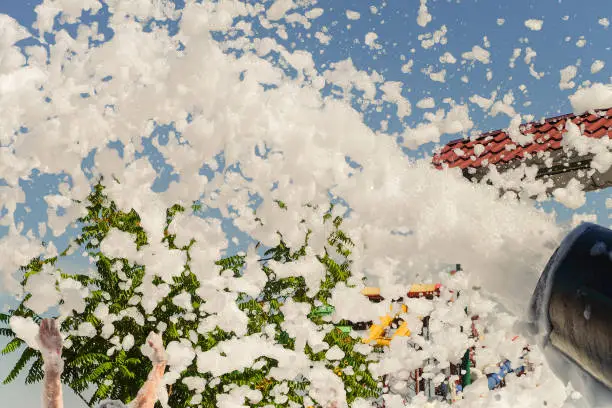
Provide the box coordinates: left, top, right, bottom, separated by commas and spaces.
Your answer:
0, 0, 610, 405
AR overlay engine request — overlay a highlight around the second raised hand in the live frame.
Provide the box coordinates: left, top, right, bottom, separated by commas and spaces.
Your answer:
146, 332, 167, 364
37, 318, 63, 360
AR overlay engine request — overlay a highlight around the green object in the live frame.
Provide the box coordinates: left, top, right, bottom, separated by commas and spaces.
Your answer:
308, 305, 335, 318
278, 331, 290, 344
336, 325, 351, 334
461, 349, 472, 387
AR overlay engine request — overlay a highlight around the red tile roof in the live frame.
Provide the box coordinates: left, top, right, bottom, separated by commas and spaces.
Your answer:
432, 108, 612, 170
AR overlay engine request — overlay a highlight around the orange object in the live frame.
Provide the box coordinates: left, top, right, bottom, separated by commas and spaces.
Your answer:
394, 321, 410, 337
359, 283, 446, 346
407, 283, 442, 298
361, 287, 380, 296
362, 315, 411, 346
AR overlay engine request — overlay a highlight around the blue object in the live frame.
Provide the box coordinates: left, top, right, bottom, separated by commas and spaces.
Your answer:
486, 360, 515, 390
440, 382, 448, 395
487, 374, 499, 390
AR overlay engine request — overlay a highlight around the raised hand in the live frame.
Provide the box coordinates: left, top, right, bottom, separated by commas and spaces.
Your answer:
130, 332, 168, 408
38, 318, 63, 358
146, 332, 167, 364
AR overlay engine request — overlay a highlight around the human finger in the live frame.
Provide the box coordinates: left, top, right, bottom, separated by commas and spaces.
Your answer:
49, 319, 59, 336
147, 332, 162, 348
45, 319, 56, 337
38, 320, 52, 350
41, 320, 53, 343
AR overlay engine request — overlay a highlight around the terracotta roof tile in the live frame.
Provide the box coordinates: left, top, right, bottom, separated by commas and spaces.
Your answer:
459, 158, 475, 169
481, 142, 496, 155
547, 128, 563, 141
488, 150, 507, 164
433, 108, 611, 170
493, 131, 507, 142
584, 120, 605, 133
571, 115, 585, 126
471, 152, 493, 167
523, 143, 541, 155
538, 122, 553, 133
501, 149, 522, 163
589, 127, 608, 139
490, 138, 512, 153
534, 134, 548, 144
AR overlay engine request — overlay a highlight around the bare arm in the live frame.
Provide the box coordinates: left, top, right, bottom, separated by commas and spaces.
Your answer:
37, 318, 64, 408
43, 367, 63, 408
129, 333, 167, 408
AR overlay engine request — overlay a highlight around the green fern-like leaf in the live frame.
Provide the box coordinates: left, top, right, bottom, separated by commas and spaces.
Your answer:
72, 352, 109, 367
119, 365, 135, 379
92, 379, 112, 403
0, 327, 15, 337
25, 357, 44, 384
1, 337, 23, 355
2, 347, 37, 384
83, 361, 113, 383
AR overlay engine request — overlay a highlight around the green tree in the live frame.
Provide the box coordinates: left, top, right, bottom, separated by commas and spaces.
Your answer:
1, 183, 381, 407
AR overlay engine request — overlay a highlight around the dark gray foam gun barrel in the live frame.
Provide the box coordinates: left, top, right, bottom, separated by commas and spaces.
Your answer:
529, 222, 612, 389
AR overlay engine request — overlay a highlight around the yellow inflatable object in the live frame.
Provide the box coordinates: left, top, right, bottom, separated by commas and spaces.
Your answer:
394, 320, 410, 337
375, 338, 391, 346
362, 315, 411, 346
359, 285, 437, 347
380, 314, 393, 326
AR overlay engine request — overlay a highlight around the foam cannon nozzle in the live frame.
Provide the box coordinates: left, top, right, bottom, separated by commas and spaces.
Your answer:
529, 222, 612, 389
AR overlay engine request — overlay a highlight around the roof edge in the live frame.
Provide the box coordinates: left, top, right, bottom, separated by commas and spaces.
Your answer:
443, 107, 611, 147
